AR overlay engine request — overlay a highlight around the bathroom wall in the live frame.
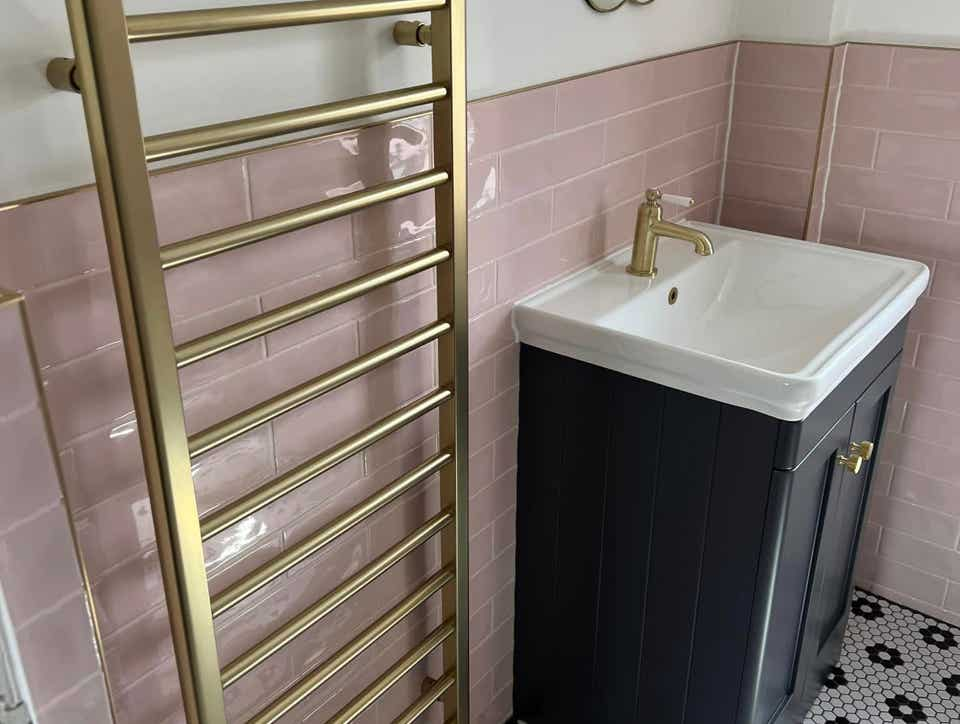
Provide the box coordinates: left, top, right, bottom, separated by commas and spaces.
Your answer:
808, 44, 960, 625
720, 42, 833, 238
0, 292, 112, 723
0, 43, 734, 723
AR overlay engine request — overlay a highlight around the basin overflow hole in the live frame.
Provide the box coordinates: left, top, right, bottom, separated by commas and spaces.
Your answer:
668, 287, 679, 305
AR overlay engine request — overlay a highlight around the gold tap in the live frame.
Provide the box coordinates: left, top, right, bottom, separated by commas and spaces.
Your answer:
627, 188, 714, 278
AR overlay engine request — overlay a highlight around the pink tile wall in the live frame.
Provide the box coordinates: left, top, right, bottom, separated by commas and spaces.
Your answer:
0, 42, 733, 723
721, 42, 833, 239
812, 44, 960, 624
0, 294, 112, 723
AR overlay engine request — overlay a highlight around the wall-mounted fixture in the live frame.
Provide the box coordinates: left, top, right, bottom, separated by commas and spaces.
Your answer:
586, 0, 654, 11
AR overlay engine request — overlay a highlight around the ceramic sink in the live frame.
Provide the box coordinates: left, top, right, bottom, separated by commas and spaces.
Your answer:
512, 222, 929, 421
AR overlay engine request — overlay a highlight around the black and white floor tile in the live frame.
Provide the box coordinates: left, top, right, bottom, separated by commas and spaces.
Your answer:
805, 590, 960, 723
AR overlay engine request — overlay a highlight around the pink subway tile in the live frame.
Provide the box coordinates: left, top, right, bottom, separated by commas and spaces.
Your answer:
358, 288, 438, 354
646, 128, 718, 188
495, 222, 598, 304
470, 445, 495, 498
151, 159, 250, 246
553, 154, 646, 229
732, 84, 825, 131
890, 46, 960, 94
832, 127, 878, 168
0, 188, 107, 289
493, 428, 518, 480
838, 85, 960, 139
24, 271, 120, 368
92, 548, 165, 635
894, 366, 960, 415
469, 263, 497, 319
724, 162, 812, 208
223, 653, 294, 723
891, 466, 960, 517
0, 303, 36, 419
16, 593, 101, 707
471, 526, 494, 576
879, 527, 960, 581
605, 85, 730, 163
875, 132, 960, 179
469, 468, 517, 535
720, 198, 807, 239
0, 503, 81, 626
103, 604, 174, 694
470, 548, 516, 619
112, 656, 185, 724
843, 44, 894, 87
470, 86, 557, 156
362, 412, 439, 475
74, 484, 160, 578
820, 204, 864, 243
493, 507, 516, 559
727, 124, 819, 170
736, 42, 832, 89
869, 492, 960, 547
860, 210, 960, 263
499, 124, 604, 202
829, 167, 952, 217
0, 408, 62, 533
468, 305, 515, 367
908, 297, 960, 341
648, 44, 735, 102
858, 552, 948, 607
556, 62, 655, 131
933, 260, 960, 301
494, 345, 520, 395
888, 432, 960, 486
351, 192, 436, 257
468, 192, 552, 270
60, 418, 146, 513
468, 388, 519, 457
917, 335, 960, 380
470, 356, 497, 413
36, 673, 111, 724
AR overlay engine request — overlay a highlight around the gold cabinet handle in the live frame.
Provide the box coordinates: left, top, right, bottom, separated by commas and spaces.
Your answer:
838, 453, 864, 475
850, 440, 875, 461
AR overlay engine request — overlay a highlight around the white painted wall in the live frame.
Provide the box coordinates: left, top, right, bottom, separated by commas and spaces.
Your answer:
2, 0, 740, 203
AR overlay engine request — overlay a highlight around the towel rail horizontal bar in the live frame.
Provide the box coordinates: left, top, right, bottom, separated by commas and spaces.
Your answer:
200, 387, 451, 541
392, 669, 455, 724
176, 246, 450, 368
126, 0, 447, 42
213, 449, 453, 616
160, 169, 448, 270
327, 618, 455, 724
189, 319, 451, 456
222, 508, 453, 687
145, 84, 447, 162
245, 566, 454, 724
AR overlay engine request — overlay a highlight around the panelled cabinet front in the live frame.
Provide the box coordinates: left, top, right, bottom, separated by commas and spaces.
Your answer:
512, 321, 905, 724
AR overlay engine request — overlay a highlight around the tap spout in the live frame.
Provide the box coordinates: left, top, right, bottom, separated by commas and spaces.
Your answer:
650, 220, 714, 256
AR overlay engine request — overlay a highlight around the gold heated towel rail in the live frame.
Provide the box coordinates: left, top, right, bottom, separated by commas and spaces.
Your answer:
53, 1, 469, 722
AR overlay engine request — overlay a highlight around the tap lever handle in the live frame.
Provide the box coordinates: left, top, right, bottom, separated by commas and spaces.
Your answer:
661, 193, 695, 208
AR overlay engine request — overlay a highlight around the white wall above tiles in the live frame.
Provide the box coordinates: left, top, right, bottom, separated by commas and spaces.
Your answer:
0, 0, 740, 203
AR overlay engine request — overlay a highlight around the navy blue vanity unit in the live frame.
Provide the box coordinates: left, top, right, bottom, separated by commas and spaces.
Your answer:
511, 320, 906, 724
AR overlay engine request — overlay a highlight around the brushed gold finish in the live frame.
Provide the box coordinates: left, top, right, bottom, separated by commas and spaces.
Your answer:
200, 388, 452, 540
432, 1, 470, 719
394, 20, 432, 46
62, 1, 226, 721
125, 0, 447, 42
190, 320, 452, 456
160, 170, 448, 270
211, 450, 453, 616
393, 670, 455, 724
176, 247, 450, 367
145, 84, 447, 162
326, 619, 456, 724
850, 440, 875, 461
46, 57, 81, 93
627, 188, 714, 278
247, 566, 454, 724
838, 452, 864, 475
221, 508, 453, 687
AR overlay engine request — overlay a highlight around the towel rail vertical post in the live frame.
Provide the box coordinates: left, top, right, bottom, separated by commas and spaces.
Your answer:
63, 1, 226, 722
431, 1, 470, 720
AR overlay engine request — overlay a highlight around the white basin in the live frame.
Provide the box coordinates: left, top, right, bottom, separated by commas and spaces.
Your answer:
512, 222, 929, 421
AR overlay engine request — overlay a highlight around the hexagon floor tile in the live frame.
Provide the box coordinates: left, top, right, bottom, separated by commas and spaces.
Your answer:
804, 590, 960, 723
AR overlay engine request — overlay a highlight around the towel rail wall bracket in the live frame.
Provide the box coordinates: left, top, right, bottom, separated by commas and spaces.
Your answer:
50, 1, 469, 722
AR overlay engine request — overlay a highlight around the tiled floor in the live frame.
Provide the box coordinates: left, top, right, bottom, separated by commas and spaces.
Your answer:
805, 590, 960, 723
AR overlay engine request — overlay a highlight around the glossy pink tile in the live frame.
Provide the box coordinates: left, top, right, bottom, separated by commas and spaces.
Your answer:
916, 335, 960, 379
869, 492, 960, 548
720, 197, 807, 239
556, 61, 654, 131
736, 42, 832, 89
951, 183, 960, 222
861, 211, 960, 262
0, 303, 37, 419
357, 288, 438, 354
933, 260, 960, 301
102, 604, 174, 694
829, 167, 952, 217
831, 127, 878, 168
859, 552, 948, 607
728, 124, 819, 170
112, 656, 185, 724
820, 204, 864, 243
839, 85, 960, 139
647, 44, 735, 102
468, 264, 497, 319
646, 127, 718, 188
468, 389, 519, 457
889, 46, 960, 94
876, 132, 960, 179
843, 44, 894, 87
499, 124, 604, 202
0, 408, 62, 533
0, 188, 107, 289
553, 153, 646, 229
92, 548, 165, 635
890, 466, 960, 517
470, 86, 557, 156
468, 192, 552, 271
909, 297, 960, 341
732, 84, 826, 131
36, 673, 112, 724
724, 162, 812, 208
